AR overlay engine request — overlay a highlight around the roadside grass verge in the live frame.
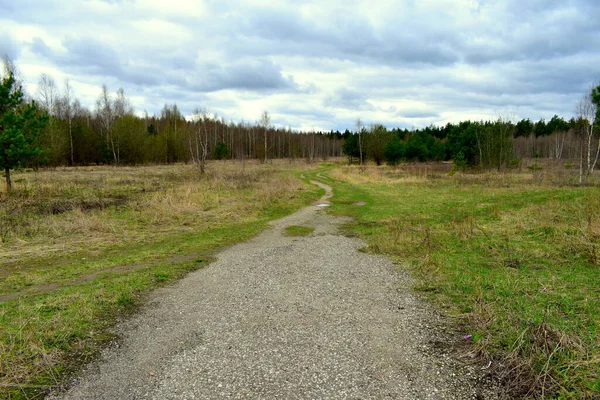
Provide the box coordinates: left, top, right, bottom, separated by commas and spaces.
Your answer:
0, 160, 321, 399
322, 164, 600, 399
284, 225, 315, 236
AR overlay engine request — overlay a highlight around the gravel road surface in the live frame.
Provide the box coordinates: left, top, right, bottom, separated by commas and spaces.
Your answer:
49, 180, 498, 399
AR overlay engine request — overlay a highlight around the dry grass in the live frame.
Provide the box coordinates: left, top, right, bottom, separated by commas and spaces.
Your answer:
0, 161, 311, 266
0, 160, 321, 399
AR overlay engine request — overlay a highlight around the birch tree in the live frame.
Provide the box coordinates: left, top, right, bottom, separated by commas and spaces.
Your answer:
259, 111, 271, 163
62, 80, 75, 165
37, 74, 66, 164
37, 74, 57, 115
193, 107, 210, 174
576, 92, 596, 180
355, 118, 364, 167
96, 85, 116, 164
590, 85, 600, 172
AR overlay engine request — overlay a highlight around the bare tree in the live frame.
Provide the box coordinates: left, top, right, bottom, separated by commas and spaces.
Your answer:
62, 79, 75, 165
495, 113, 515, 171
112, 87, 135, 165
114, 87, 133, 118
96, 84, 117, 164
259, 111, 271, 163
37, 74, 68, 164
590, 85, 600, 172
307, 129, 316, 162
37, 74, 58, 116
554, 129, 567, 159
576, 93, 596, 181
355, 118, 364, 167
193, 107, 211, 174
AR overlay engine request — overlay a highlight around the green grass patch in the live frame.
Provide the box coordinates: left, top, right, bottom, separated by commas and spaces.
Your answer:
284, 225, 315, 236
326, 165, 600, 399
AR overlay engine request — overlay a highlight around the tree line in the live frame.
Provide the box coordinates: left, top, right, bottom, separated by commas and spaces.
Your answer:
1, 56, 344, 190
2, 53, 599, 190
34, 79, 343, 169
342, 86, 600, 177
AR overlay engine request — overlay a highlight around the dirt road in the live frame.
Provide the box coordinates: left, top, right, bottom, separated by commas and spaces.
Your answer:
49, 180, 496, 399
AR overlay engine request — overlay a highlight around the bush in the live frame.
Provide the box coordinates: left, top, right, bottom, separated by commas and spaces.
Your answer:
214, 142, 229, 160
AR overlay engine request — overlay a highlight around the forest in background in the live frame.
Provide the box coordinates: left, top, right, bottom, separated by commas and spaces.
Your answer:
34, 78, 344, 168
343, 112, 600, 173
34, 75, 600, 174
4, 60, 600, 182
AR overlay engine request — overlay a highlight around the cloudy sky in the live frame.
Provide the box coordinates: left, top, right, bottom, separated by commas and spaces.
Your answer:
1, 0, 599, 131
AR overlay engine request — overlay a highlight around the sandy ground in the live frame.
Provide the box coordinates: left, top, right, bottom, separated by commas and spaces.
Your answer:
48, 180, 500, 399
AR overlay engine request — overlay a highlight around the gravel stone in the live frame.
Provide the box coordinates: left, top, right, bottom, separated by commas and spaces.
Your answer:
48, 181, 500, 399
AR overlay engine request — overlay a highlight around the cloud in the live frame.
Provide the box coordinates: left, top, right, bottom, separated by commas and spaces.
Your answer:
190, 60, 297, 93
0, 33, 19, 60
226, 4, 460, 67
28, 35, 296, 94
2, 0, 599, 131
276, 103, 335, 122
324, 88, 375, 111
398, 109, 441, 119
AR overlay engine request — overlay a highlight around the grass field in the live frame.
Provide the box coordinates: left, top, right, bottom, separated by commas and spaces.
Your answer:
311, 161, 600, 399
3, 158, 599, 399
0, 160, 322, 399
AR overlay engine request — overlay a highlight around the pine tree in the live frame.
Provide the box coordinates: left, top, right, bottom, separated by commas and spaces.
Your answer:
0, 58, 48, 190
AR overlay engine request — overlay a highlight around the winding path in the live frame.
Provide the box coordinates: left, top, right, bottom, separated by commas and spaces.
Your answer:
49, 180, 495, 399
